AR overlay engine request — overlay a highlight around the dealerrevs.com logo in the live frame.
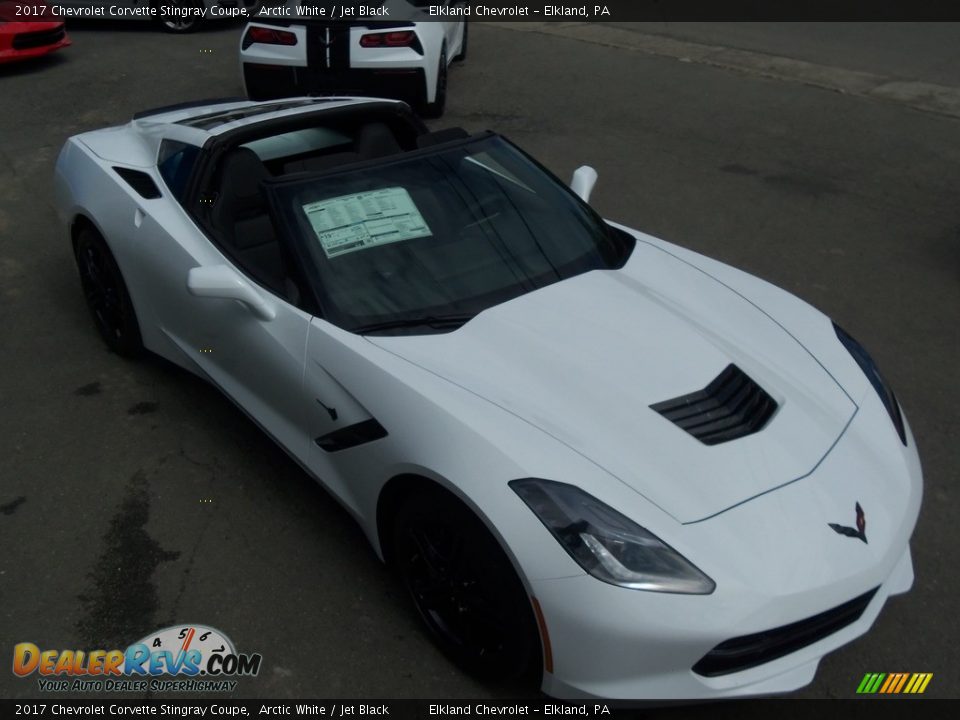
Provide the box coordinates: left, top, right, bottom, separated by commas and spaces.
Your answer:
13, 624, 262, 692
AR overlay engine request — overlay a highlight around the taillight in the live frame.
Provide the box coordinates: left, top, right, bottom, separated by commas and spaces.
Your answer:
360, 31, 417, 48
245, 26, 297, 47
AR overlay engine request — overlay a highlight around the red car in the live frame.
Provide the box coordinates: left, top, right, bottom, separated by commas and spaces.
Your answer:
0, 1, 71, 65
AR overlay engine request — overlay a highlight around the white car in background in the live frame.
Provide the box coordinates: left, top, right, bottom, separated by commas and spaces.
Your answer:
240, 1, 466, 116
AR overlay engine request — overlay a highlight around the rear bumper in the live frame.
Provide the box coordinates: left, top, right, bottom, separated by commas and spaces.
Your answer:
243, 62, 426, 105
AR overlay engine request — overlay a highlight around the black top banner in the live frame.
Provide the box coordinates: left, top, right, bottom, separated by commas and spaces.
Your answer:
4, 0, 960, 23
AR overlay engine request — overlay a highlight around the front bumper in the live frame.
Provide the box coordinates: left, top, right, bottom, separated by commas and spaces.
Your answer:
0, 23, 70, 64
536, 545, 913, 699
528, 389, 922, 699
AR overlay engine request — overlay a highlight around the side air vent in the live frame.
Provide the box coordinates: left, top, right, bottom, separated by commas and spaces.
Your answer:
112, 168, 162, 199
315, 419, 387, 453
650, 364, 777, 445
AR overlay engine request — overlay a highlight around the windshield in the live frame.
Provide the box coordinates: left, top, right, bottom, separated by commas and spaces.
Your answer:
267, 134, 634, 334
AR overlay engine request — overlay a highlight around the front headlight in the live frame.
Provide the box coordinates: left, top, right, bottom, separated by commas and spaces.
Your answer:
510, 479, 715, 594
834, 323, 907, 445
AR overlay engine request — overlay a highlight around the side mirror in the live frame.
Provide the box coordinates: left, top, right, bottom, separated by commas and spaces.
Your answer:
187, 265, 276, 322
569, 165, 598, 203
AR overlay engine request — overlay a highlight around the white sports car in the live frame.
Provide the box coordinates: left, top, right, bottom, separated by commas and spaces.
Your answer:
240, 1, 466, 116
53, 96, 921, 700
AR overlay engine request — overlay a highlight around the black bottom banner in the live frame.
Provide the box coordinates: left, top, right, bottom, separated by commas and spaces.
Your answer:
1, 699, 956, 720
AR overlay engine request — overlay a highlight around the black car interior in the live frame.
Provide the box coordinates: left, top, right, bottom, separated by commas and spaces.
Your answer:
202, 108, 469, 307
209, 147, 285, 294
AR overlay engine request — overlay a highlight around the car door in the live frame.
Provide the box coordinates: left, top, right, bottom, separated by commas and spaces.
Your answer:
140, 218, 312, 456
125, 138, 313, 459
297, 318, 390, 513
180, 262, 313, 456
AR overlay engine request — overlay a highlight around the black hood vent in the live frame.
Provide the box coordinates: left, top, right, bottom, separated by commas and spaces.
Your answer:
650, 364, 777, 445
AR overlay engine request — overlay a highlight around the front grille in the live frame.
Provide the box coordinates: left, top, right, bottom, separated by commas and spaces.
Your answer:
692, 588, 878, 676
12, 26, 65, 51
650, 364, 777, 445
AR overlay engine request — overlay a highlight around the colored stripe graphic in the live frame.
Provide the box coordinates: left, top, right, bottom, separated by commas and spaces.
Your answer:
907, 673, 933, 693
893, 673, 910, 693
879, 674, 896, 693
857, 672, 932, 694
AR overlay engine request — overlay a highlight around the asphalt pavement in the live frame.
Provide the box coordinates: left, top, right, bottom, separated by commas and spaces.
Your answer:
0, 20, 957, 702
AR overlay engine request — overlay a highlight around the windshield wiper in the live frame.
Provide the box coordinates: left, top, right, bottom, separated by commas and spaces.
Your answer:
351, 314, 475, 335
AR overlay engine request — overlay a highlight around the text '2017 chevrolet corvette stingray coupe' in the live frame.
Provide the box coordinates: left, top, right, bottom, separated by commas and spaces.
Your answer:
54, 96, 922, 699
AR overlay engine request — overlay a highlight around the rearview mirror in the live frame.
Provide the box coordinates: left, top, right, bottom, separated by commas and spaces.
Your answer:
187, 265, 276, 322
570, 165, 598, 203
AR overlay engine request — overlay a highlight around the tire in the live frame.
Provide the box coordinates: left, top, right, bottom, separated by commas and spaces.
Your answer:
152, 0, 204, 33
392, 487, 539, 681
421, 46, 448, 118
74, 226, 143, 358
453, 23, 468, 62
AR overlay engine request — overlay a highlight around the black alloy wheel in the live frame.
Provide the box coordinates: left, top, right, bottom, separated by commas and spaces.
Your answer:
74, 227, 143, 358
392, 487, 540, 681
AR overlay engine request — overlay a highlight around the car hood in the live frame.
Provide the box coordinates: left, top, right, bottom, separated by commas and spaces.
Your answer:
368, 241, 856, 524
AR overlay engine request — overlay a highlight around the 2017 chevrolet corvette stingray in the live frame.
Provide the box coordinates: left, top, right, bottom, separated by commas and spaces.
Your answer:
53, 96, 922, 699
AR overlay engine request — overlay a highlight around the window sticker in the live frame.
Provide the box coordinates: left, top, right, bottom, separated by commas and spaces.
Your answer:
302, 187, 432, 259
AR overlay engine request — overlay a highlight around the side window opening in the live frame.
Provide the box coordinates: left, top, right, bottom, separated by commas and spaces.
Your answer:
210, 147, 288, 298
157, 140, 201, 205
